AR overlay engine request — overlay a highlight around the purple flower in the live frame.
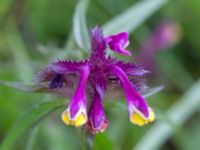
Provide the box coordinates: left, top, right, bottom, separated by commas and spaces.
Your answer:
136, 21, 181, 71
105, 32, 132, 56
62, 65, 90, 127
35, 26, 155, 133
87, 92, 109, 134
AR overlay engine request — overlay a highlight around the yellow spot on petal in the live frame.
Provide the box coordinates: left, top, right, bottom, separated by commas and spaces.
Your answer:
74, 112, 87, 127
61, 110, 87, 127
148, 107, 155, 122
62, 111, 70, 125
130, 112, 148, 126
130, 107, 155, 126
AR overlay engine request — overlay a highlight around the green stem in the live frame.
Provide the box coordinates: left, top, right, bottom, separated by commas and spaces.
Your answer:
79, 128, 94, 150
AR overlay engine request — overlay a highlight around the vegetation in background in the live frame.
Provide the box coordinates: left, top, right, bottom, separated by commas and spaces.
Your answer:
1, 0, 200, 149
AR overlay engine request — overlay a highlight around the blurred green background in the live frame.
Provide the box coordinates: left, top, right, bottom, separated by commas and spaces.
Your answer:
1, 0, 200, 150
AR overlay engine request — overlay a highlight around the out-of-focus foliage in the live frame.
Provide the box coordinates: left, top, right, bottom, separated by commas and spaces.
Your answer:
1, 0, 200, 150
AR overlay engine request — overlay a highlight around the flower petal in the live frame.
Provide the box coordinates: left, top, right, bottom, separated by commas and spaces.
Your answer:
130, 107, 155, 126
115, 61, 150, 76
110, 65, 149, 118
105, 32, 132, 56
90, 26, 106, 61
50, 60, 89, 74
87, 92, 109, 134
34, 60, 90, 97
35, 60, 88, 82
62, 109, 87, 127
61, 65, 90, 127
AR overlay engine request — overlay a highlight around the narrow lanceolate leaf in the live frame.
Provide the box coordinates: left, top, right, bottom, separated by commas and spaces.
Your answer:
143, 85, 164, 99
0, 80, 45, 92
1, 100, 65, 150
73, 0, 90, 50
25, 125, 40, 150
103, 0, 168, 35
5, 19, 33, 81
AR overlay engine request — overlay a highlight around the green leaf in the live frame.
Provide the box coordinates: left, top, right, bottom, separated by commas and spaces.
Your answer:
1, 100, 65, 150
157, 51, 194, 91
134, 80, 200, 150
0, 80, 45, 92
5, 19, 33, 81
174, 120, 200, 150
103, 0, 168, 35
93, 133, 113, 150
143, 85, 164, 99
25, 125, 40, 150
79, 128, 91, 150
73, 0, 90, 50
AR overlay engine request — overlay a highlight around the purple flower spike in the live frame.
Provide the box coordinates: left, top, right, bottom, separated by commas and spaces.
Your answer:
62, 65, 90, 127
105, 32, 132, 56
87, 92, 109, 134
35, 26, 156, 133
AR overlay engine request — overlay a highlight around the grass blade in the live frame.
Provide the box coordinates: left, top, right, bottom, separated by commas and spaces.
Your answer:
103, 0, 168, 35
134, 80, 200, 150
0, 80, 45, 92
73, 0, 90, 50
1, 100, 65, 150
143, 85, 164, 99
4, 19, 33, 81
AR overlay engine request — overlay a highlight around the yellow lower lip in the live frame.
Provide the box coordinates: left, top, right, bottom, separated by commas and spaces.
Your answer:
62, 110, 87, 127
130, 107, 155, 126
